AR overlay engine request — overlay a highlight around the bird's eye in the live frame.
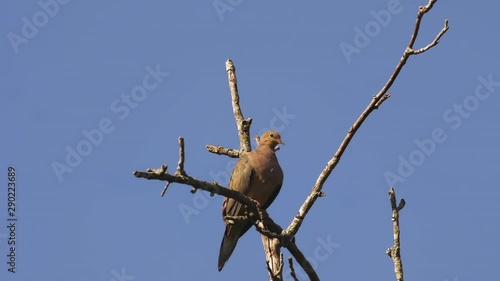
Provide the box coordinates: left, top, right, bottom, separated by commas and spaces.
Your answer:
269, 133, 274, 138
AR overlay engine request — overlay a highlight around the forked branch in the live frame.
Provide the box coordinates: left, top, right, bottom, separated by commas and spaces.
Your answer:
386, 188, 406, 281
283, 0, 449, 238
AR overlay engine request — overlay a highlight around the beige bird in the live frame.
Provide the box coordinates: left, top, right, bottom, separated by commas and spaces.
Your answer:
218, 130, 284, 271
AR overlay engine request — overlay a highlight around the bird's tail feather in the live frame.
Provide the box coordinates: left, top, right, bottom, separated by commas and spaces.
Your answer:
218, 234, 238, 271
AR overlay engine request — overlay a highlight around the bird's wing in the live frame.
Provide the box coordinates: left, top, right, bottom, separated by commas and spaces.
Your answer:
222, 153, 254, 237
218, 153, 256, 270
261, 182, 282, 210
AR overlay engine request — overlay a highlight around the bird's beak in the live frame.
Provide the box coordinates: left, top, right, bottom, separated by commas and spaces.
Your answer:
278, 139, 285, 145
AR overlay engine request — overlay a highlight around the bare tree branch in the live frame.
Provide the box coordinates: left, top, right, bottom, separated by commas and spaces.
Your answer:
409, 19, 449, 55
176, 137, 187, 176
226, 59, 252, 153
134, 168, 262, 218
407, 0, 446, 50
283, 0, 449, 238
286, 242, 319, 281
288, 257, 300, 281
205, 144, 241, 158
386, 187, 405, 281
160, 181, 170, 197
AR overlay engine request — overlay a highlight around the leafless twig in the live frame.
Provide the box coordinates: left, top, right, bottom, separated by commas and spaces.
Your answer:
176, 137, 187, 176
286, 242, 319, 281
134, 168, 264, 217
409, 19, 448, 54
288, 257, 300, 281
205, 144, 241, 158
386, 187, 405, 281
226, 59, 252, 153
160, 181, 171, 197
407, 0, 448, 52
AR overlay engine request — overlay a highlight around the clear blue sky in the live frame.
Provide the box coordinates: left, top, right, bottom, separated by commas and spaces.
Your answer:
1, 1, 498, 280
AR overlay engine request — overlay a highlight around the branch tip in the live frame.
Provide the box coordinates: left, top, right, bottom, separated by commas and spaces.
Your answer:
286, 242, 320, 281
225, 59, 234, 72
161, 182, 171, 197
206, 144, 241, 158
397, 199, 406, 211
176, 137, 187, 176
387, 187, 404, 281
288, 257, 300, 281
226, 59, 252, 152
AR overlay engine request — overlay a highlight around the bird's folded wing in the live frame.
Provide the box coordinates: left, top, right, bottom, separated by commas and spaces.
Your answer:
222, 154, 254, 236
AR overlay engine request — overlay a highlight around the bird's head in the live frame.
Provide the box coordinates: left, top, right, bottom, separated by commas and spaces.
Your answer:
257, 131, 284, 150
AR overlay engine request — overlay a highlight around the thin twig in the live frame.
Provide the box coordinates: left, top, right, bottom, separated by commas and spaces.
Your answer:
286, 242, 319, 281
386, 188, 405, 281
160, 182, 171, 197
284, 0, 449, 238
409, 19, 449, 54
226, 59, 252, 153
288, 257, 300, 281
146, 164, 167, 174
176, 137, 187, 176
134, 169, 262, 217
407, 0, 438, 49
205, 144, 241, 158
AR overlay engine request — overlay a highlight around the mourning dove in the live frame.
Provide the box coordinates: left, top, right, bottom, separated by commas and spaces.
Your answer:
218, 131, 284, 271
